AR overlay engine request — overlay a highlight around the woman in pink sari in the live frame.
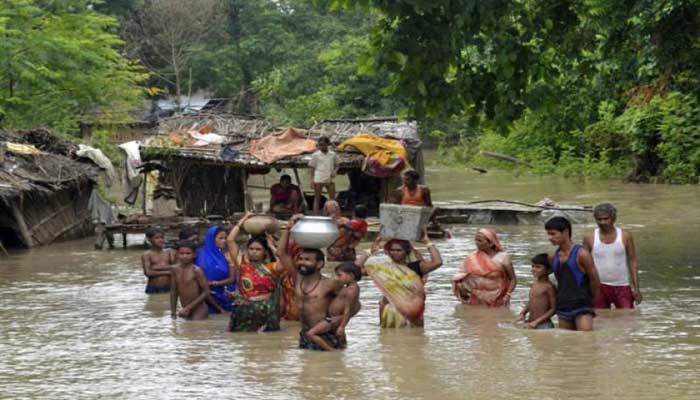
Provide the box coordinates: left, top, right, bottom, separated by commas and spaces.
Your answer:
452, 228, 516, 307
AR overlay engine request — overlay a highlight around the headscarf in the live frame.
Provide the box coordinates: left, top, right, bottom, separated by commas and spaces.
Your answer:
195, 225, 235, 312
477, 228, 503, 252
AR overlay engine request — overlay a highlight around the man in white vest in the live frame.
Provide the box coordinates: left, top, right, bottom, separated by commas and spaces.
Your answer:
583, 203, 642, 309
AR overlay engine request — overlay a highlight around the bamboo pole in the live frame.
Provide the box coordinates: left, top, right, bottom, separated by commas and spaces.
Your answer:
10, 200, 34, 247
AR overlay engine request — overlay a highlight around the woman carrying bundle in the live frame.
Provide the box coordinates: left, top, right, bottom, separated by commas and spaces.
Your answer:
358, 230, 442, 328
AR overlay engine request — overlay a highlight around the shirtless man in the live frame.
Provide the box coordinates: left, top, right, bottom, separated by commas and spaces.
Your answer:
170, 241, 210, 320
306, 262, 361, 350
583, 203, 641, 309
142, 228, 176, 294
278, 214, 345, 350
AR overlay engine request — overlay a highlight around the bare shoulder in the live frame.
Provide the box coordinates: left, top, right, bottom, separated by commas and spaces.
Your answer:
622, 229, 635, 242
582, 231, 594, 244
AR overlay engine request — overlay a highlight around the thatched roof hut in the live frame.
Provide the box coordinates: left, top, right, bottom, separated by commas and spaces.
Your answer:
0, 129, 99, 248
139, 115, 422, 218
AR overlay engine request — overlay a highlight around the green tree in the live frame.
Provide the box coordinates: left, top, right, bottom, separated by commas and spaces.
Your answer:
0, 0, 146, 135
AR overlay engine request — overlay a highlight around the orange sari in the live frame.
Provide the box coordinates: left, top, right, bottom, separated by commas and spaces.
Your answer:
452, 251, 511, 307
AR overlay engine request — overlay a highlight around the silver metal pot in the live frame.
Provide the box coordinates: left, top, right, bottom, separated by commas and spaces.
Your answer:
290, 216, 339, 249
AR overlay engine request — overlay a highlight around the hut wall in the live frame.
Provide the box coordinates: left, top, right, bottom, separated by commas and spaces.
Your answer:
22, 181, 94, 246
0, 180, 95, 248
169, 159, 245, 217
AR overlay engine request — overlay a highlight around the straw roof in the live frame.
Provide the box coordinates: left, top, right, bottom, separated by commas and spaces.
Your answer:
140, 115, 419, 169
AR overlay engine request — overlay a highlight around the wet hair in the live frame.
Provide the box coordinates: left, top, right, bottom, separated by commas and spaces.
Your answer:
178, 227, 198, 240
353, 204, 368, 219
176, 240, 197, 251
593, 203, 617, 218
544, 216, 572, 238
146, 227, 164, 239
531, 253, 551, 271
317, 136, 330, 145
336, 262, 362, 282
403, 170, 420, 181
280, 174, 292, 183
300, 248, 325, 264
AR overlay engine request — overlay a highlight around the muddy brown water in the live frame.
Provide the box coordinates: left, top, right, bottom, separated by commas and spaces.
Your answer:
1, 157, 699, 399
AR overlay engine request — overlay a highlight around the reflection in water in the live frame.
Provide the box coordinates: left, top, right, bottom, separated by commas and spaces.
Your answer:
1, 165, 700, 399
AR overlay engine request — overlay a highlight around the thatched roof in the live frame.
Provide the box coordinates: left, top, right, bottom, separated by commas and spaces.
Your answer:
140, 115, 419, 170
0, 129, 99, 201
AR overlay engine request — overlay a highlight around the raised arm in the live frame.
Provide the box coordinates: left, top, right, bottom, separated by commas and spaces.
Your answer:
355, 235, 382, 271
418, 229, 442, 275
624, 231, 642, 304
578, 248, 600, 299
227, 212, 252, 269
277, 214, 302, 275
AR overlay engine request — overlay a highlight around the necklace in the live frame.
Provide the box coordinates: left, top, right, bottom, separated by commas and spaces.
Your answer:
301, 275, 321, 296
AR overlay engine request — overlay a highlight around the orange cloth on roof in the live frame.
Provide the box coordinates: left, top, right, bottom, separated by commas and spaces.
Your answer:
249, 128, 317, 164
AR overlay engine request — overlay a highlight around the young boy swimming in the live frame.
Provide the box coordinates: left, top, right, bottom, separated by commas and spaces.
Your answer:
142, 228, 176, 294
305, 262, 362, 351
170, 240, 211, 320
519, 253, 556, 329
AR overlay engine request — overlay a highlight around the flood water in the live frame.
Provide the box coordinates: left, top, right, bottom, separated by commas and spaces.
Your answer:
2, 157, 699, 399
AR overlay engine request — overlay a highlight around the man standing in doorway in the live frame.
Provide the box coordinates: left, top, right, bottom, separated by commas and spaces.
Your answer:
583, 203, 642, 309
309, 136, 338, 215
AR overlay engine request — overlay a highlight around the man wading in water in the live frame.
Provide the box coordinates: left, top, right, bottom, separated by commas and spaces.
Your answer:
583, 203, 642, 309
278, 214, 345, 350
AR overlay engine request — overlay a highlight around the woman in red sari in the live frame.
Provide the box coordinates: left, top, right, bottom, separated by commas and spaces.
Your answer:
452, 228, 516, 307
226, 214, 286, 332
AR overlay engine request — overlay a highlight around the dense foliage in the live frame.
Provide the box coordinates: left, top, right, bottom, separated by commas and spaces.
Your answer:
0, 0, 146, 135
326, 0, 700, 183
1, 0, 697, 182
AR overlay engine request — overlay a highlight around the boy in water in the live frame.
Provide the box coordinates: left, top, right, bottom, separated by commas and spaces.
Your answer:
170, 241, 210, 320
545, 217, 600, 331
142, 228, 176, 294
519, 254, 556, 329
306, 262, 362, 350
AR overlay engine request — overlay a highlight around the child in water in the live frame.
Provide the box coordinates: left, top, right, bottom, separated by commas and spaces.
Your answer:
306, 262, 362, 350
142, 228, 176, 294
519, 253, 557, 329
170, 240, 211, 320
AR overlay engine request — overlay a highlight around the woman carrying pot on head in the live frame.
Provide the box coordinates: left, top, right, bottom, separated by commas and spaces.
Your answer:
452, 228, 516, 307
195, 225, 236, 314
357, 230, 443, 328
226, 213, 286, 332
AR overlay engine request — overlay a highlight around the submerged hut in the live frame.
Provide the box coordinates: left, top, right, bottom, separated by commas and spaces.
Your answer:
138, 115, 422, 218
0, 129, 99, 248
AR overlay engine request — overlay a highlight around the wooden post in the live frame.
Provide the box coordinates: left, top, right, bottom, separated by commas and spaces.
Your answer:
241, 171, 252, 211
10, 200, 34, 247
141, 172, 148, 215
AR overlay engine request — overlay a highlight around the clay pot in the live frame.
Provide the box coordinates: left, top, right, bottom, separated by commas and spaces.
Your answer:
242, 215, 280, 235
